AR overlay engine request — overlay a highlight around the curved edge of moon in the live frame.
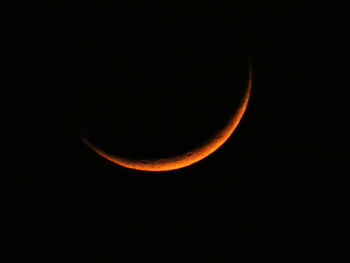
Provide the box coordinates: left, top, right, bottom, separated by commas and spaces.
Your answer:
81, 67, 253, 172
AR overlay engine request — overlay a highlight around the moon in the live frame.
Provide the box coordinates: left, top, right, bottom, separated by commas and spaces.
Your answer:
81, 67, 252, 172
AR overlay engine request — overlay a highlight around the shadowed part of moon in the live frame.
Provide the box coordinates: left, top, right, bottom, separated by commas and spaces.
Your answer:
82, 68, 252, 172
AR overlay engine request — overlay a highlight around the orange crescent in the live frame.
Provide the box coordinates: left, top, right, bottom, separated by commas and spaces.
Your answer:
82, 67, 252, 172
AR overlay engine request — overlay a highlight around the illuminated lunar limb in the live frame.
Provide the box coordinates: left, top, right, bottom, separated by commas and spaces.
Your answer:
82, 67, 252, 172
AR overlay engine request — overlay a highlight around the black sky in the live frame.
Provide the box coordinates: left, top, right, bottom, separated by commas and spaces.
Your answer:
3, 4, 348, 262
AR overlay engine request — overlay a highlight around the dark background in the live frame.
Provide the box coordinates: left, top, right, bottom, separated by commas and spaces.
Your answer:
3, 3, 348, 262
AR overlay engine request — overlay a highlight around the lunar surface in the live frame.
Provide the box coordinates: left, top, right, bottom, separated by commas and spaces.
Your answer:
82, 67, 252, 172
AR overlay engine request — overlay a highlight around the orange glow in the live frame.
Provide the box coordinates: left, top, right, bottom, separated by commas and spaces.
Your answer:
82, 68, 252, 172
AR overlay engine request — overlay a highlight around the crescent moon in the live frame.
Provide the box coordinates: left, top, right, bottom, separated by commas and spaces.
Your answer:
82, 67, 252, 172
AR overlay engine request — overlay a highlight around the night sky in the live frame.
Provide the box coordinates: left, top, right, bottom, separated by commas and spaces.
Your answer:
3, 3, 347, 262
